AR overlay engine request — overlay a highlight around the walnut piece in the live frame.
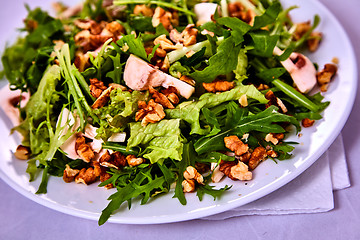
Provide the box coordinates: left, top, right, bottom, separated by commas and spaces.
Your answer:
63, 164, 80, 183
264, 133, 284, 145
265, 90, 288, 113
75, 135, 94, 163
230, 161, 253, 181
302, 118, 315, 128
183, 166, 204, 184
99, 150, 127, 169
228, 2, 255, 25
316, 63, 338, 92
307, 32, 322, 52
149, 86, 174, 109
182, 179, 196, 193
75, 167, 99, 185
152, 7, 177, 30
126, 154, 145, 167
203, 80, 235, 93
14, 145, 31, 160
224, 136, 249, 156
133, 4, 154, 17
135, 99, 166, 126
89, 78, 107, 98
91, 86, 114, 109
248, 146, 267, 170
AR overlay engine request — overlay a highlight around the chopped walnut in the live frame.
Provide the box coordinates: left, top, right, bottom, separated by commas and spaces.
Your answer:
154, 34, 179, 51
228, 2, 255, 25
230, 161, 253, 181
75, 167, 98, 185
126, 155, 145, 167
74, 51, 90, 72
152, 7, 177, 30
224, 136, 249, 156
202, 81, 235, 93
256, 84, 270, 91
162, 86, 180, 105
265, 133, 282, 145
100, 169, 114, 189
182, 179, 196, 192
133, 4, 154, 17
293, 21, 311, 41
238, 151, 251, 163
74, 19, 102, 35
149, 86, 174, 109
91, 86, 114, 109
135, 99, 166, 126
14, 145, 31, 160
248, 146, 267, 170
89, 78, 107, 98
75, 135, 94, 163
63, 164, 80, 183
302, 118, 315, 128
307, 32, 322, 52
316, 63, 338, 92
265, 90, 288, 113
99, 150, 127, 169
267, 150, 278, 158
105, 21, 125, 36
183, 166, 204, 184
181, 24, 198, 46
180, 75, 196, 86
219, 160, 237, 180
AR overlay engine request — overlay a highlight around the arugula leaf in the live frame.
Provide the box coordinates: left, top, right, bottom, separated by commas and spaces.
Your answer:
248, 31, 280, 57
216, 17, 252, 45
189, 36, 241, 83
197, 184, 232, 201
106, 53, 125, 84
252, 2, 282, 30
194, 106, 299, 155
116, 34, 148, 60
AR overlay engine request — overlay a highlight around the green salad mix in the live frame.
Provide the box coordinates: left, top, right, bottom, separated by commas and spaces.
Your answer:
0, 0, 337, 225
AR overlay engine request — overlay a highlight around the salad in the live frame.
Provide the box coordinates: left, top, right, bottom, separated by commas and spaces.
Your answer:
0, 0, 338, 225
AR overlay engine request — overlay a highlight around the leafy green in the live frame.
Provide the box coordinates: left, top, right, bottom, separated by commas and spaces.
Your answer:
189, 36, 241, 83
216, 17, 252, 45
127, 119, 184, 164
116, 34, 148, 60
197, 184, 232, 201
166, 85, 268, 135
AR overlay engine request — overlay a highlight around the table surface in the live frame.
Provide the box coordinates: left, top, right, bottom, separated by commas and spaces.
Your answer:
1, 0, 360, 239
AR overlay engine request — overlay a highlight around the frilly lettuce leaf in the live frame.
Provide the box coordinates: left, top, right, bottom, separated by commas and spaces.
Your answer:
127, 119, 183, 164
94, 89, 148, 140
166, 85, 268, 135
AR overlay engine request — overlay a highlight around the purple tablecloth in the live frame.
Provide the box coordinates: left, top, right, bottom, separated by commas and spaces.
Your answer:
1, 0, 360, 239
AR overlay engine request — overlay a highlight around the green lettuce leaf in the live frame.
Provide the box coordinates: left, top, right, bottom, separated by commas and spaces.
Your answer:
127, 119, 184, 164
166, 85, 268, 135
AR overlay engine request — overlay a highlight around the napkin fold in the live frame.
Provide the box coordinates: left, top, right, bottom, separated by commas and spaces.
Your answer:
203, 134, 349, 220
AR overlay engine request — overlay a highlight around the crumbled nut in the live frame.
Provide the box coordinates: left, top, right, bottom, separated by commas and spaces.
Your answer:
14, 145, 31, 160
74, 30, 92, 50
316, 63, 338, 92
228, 2, 255, 25
126, 154, 145, 167
265, 90, 288, 113
99, 150, 127, 169
224, 136, 249, 156
152, 7, 176, 30
332, 57, 339, 65
100, 169, 114, 189
75, 167, 98, 185
135, 99, 166, 126
265, 133, 279, 145
160, 56, 170, 72
92, 161, 102, 177
169, 29, 183, 44
155, 47, 167, 58
180, 75, 196, 86
195, 162, 210, 174
89, 78, 107, 98
75, 135, 94, 163
267, 150, 278, 158
74, 51, 90, 72
230, 161, 252, 181
307, 32, 322, 52
238, 151, 251, 163
256, 83, 270, 91
161, 87, 180, 105
293, 21, 311, 41
91, 86, 114, 109
182, 179, 196, 192
182, 24, 198, 46
302, 118, 315, 128
183, 166, 203, 184
219, 160, 237, 180
74, 19, 102, 34
248, 146, 267, 170
63, 164, 80, 183
203, 81, 235, 93
239, 94, 248, 107
149, 86, 174, 109
105, 21, 124, 36
133, 4, 154, 17
154, 34, 179, 51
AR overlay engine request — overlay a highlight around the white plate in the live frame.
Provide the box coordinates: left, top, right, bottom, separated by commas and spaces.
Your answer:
0, 0, 357, 224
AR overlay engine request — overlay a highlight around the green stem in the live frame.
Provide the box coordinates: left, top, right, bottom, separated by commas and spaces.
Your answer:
102, 142, 140, 155
113, 0, 196, 16
272, 79, 319, 112
36, 166, 49, 194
